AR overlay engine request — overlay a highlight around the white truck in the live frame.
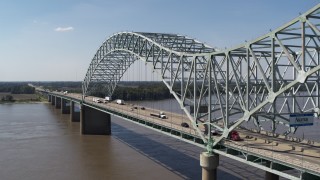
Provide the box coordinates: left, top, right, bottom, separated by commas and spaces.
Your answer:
103, 96, 112, 103
93, 97, 102, 103
150, 112, 167, 119
116, 99, 124, 105
159, 112, 166, 119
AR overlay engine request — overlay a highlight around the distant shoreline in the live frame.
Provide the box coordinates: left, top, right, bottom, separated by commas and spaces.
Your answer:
0, 92, 47, 104
0, 100, 48, 104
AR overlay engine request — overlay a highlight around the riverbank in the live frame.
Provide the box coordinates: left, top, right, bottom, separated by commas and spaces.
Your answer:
0, 92, 47, 104
0, 101, 48, 104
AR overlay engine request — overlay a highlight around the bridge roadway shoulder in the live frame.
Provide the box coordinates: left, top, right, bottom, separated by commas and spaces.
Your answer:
238, 130, 320, 158
86, 97, 320, 172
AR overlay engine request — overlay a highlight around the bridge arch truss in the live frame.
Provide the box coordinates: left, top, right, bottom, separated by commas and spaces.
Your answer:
83, 4, 320, 150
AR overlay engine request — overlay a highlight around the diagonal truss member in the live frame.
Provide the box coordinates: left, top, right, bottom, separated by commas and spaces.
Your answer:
83, 4, 320, 149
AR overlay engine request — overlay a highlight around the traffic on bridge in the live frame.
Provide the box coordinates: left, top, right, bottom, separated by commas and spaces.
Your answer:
39, 89, 320, 180
34, 3, 320, 180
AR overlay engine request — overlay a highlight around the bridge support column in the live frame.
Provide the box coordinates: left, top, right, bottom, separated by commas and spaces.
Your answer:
61, 98, 70, 114
70, 101, 80, 122
80, 105, 111, 135
265, 171, 279, 180
55, 97, 61, 109
51, 95, 56, 105
48, 95, 51, 102
200, 152, 219, 180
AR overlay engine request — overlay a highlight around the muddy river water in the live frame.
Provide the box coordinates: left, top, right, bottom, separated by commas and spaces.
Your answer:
0, 103, 272, 180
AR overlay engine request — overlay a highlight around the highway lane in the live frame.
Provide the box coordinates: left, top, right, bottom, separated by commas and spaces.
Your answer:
49, 92, 320, 174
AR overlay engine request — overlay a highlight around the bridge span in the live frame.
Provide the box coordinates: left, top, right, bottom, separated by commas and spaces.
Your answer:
38, 90, 320, 180
35, 3, 320, 180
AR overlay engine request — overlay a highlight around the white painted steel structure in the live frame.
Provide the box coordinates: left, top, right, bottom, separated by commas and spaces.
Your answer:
83, 4, 320, 156
42, 90, 320, 179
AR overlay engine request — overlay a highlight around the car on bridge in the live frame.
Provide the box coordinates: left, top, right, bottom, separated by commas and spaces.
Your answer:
228, 130, 241, 141
181, 122, 189, 128
93, 98, 102, 103
103, 96, 112, 103
116, 99, 124, 105
211, 129, 222, 136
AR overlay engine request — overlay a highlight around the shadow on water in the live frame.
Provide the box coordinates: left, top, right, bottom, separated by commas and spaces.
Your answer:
47, 103, 264, 180
47, 104, 260, 179
111, 121, 241, 180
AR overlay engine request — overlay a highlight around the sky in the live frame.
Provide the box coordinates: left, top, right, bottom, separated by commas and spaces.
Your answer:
0, 0, 319, 81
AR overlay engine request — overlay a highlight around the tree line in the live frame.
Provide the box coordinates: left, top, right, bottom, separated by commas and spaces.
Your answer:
0, 83, 35, 94
36, 81, 82, 93
36, 81, 176, 101
90, 82, 174, 101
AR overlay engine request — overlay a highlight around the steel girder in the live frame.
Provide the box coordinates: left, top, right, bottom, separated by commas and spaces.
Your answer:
83, 4, 320, 150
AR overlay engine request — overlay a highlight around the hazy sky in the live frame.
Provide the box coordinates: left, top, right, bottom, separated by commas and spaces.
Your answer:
0, 0, 319, 81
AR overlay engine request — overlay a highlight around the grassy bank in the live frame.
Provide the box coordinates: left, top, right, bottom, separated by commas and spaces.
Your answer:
0, 92, 47, 104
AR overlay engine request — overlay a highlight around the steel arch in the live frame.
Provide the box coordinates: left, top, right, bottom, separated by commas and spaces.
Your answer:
83, 4, 320, 150
82, 32, 216, 143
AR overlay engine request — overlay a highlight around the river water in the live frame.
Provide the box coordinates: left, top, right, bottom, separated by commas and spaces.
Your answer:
0, 102, 277, 180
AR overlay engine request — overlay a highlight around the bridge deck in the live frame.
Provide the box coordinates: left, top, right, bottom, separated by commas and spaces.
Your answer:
46, 91, 320, 177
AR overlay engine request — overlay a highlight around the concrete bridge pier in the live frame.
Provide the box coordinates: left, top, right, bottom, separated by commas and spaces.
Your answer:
70, 101, 80, 122
80, 105, 111, 135
55, 97, 61, 109
61, 98, 70, 114
265, 171, 279, 180
48, 95, 51, 102
200, 152, 219, 180
51, 95, 56, 105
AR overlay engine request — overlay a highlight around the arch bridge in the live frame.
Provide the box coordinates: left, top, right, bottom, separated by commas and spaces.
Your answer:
83, 4, 320, 148
81, 4, 320, 179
